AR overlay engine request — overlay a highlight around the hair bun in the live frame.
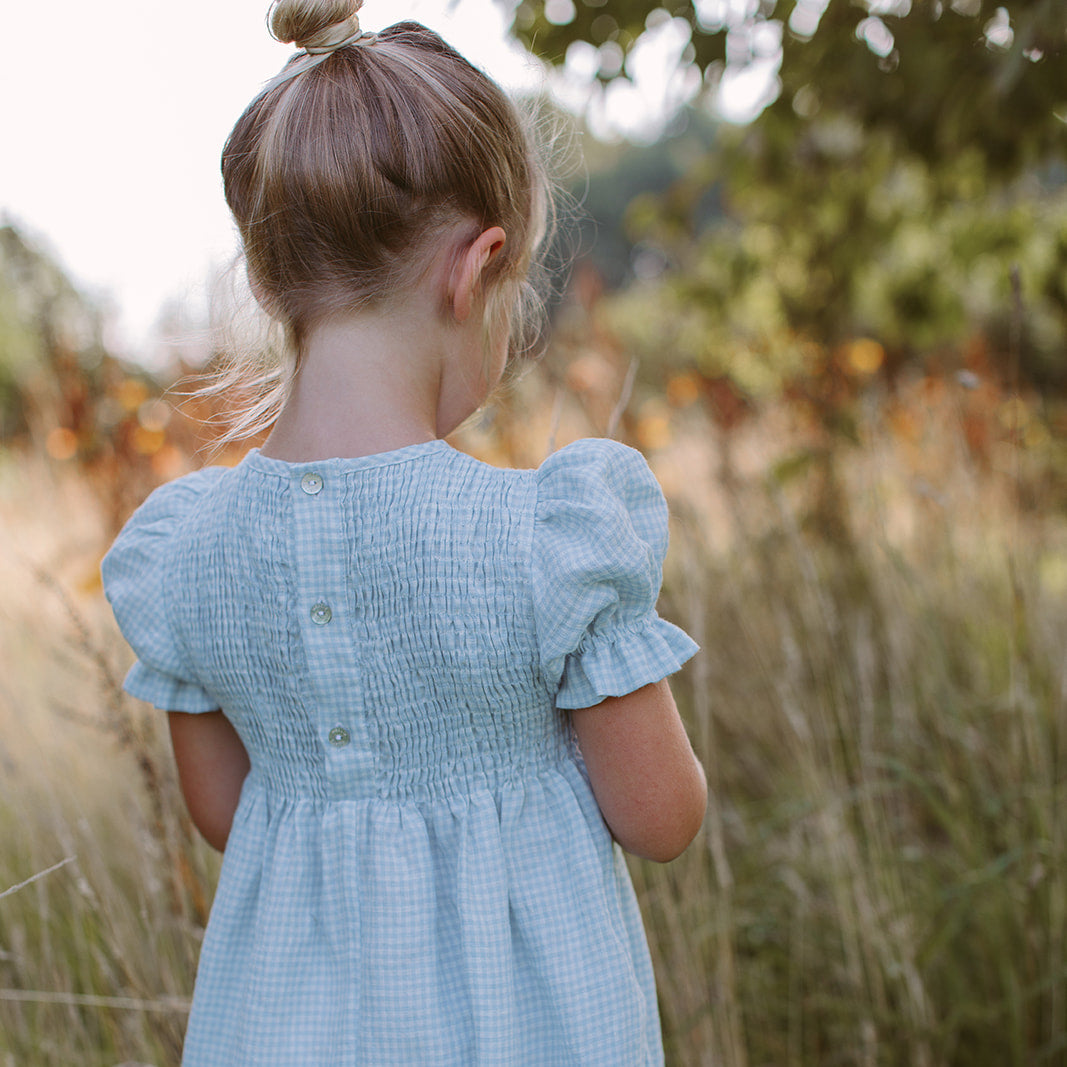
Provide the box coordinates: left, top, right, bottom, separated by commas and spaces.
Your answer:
269, 0, 364, 49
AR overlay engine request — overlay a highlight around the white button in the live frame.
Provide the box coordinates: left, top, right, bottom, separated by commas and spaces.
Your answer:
328, 726, 350, 747
310, 602, 332, 625
300, 472, 324, 495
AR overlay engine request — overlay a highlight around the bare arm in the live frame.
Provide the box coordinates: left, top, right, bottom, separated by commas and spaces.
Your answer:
571, 679, 707, 863
167, 710, 251, 853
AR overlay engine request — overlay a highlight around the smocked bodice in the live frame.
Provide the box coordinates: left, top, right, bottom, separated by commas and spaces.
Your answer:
174, 444, 569, 801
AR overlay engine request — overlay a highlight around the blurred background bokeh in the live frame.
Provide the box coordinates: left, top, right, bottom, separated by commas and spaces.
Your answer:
1, 1, 1066, 1064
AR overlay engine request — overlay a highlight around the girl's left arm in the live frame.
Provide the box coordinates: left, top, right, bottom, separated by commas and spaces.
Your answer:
571, 679, 707, 863
167, 710, 251, 852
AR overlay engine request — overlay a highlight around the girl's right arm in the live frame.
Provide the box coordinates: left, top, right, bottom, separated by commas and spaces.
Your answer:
168, 710, 251, 853
571, 678, 707, 863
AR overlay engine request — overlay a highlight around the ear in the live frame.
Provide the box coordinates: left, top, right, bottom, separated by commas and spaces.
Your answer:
450, 226, 506, 323
246, 266, 275, 315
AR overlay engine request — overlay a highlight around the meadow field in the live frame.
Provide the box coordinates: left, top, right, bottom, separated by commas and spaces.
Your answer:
1, 337, 1065, 1065
3, 0, 1066, 1059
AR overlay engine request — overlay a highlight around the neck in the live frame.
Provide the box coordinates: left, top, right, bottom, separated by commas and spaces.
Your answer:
259, 293, 490, 463
262, 311, 442, 462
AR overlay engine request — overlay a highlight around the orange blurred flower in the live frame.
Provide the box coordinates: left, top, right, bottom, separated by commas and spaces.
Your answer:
45, 426, 79, 461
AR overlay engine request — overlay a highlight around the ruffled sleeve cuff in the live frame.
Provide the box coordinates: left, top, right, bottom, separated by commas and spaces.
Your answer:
123, 661, 219, 714
555, 614, 700, 710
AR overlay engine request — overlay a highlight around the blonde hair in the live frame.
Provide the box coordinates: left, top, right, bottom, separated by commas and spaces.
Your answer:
212, 0, 549, 440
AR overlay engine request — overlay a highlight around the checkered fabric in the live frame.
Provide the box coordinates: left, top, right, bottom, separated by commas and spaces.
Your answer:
102, 438, 698, 1066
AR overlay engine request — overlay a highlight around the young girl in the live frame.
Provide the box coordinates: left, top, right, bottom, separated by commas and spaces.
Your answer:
102, 2, 706, 1063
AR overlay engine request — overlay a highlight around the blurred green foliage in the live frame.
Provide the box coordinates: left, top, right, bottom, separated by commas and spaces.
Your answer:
514, 0, 1067, 389
516, 0, 1066, 175
557, 112, 722, 289
0, 224, 207, 531
0, 224, 109, 442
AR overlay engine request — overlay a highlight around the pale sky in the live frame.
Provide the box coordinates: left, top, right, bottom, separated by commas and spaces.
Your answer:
1, 1, 763, 359
0, 0, 542, 355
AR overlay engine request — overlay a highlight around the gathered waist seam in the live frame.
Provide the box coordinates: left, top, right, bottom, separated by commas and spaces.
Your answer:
241, 753, 579, 805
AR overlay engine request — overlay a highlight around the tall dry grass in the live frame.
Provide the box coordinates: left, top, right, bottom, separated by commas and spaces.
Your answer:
620, 373, 1067, 1066
0, 454, 217, 1065
1, 353, 1065, 1065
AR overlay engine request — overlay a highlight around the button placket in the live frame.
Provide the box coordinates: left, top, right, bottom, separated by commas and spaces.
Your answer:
292, 466, 370, 795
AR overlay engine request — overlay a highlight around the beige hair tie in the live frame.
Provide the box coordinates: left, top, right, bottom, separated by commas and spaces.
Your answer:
301, 16, 376, 54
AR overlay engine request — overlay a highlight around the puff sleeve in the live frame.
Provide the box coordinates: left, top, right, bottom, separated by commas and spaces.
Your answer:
532, 438, 699, 709
101, 469, 225, 713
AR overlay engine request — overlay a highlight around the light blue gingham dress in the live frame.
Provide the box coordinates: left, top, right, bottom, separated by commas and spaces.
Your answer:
102, 437, 698, 1066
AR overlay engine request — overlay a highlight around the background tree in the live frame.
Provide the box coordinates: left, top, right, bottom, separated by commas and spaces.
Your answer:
513, 0, 1067, 389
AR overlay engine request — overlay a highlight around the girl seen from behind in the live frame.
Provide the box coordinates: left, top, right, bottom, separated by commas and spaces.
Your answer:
102, 2, 707, 1063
